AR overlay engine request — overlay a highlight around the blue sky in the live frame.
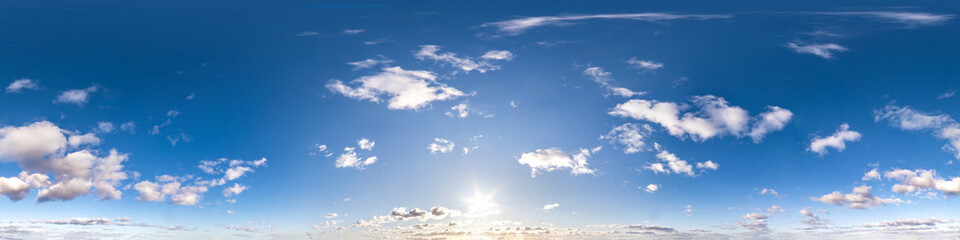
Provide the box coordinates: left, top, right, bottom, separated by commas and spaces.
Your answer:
0, 1, 959, 239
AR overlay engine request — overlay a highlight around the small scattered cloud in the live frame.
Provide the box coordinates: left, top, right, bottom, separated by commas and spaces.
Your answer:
428, 138, 455, 154
518, 147, 600, 178
6, 79, 39, 93
343, 29, 365, 35
541, 203, 560, 211
414, 45, 511, 74
626, 57, 663, 71
787, 42, 848, 59
327, 66, 466, 110
809, 123, 862, 156
810, 185, 903, 209
54, 85, 99, 106
643, 184, 659, 193
609, 95, 792, 142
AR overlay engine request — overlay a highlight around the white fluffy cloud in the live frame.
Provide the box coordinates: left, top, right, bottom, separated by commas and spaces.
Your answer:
370, 206, 462, 225
758, 188, 785, 197
327, 66, 466, 110
541, 203, 559, 211
357, 138, 375, 150
6, 79, 39, 93
601, 123, 653, 154
877, 168, 960, 196
0, 121, 129, 202
875, 104, 960, 159
335, 147, 376, 169
863, 169, 881, 181
428, 138, 455, 154
798, 208, 830, 230
643, 184, 659, 193
481, 50, 514, 60
517, 147, 600, 178
583, 67, 645, 98
481, 13, 730, 35
626, 57, 663, 71
609, 95, 792, 142
54, 86, 99, 106
414, 45, 510, 73
446, 102, 469, 118
787, 42, 848, 59
810, 185, 903, 209
134, 158, 265, 205
809, 124, 862, 156
222, 183, 247, 197
644, 144, 717, 176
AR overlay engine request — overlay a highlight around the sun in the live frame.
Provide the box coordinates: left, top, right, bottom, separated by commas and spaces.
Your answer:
462, 186, 501, 218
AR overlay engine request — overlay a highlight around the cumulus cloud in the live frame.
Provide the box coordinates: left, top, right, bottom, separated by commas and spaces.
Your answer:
644, 143, 717, 177
810, 185, 903, 209
799, 208, 830, 230
357, 138, 375, 150
414, 45, 510, 73
764, 205, 786, 213
326, 66, 466, 110
609, 95, 792, 142
626, 57, 663, 71
875, 104, 960, 159
54, 86, 99, 106
354, 206, 463, 228
0, 121, 129, 202
643, 184, 659, 193
96, 122, 115, 133
6, 79, 39, 93
481, 50, 514, 60
541, 203, 559, 211
583, 67, 645, 98
134, 158, 265, 205
809, 124, 862, 156
759, 188, 786, 197
517, 147, 600, 178
0, 172, 49, 200
601, 123, 653, 154
748, 106, 794, 143
325, 213, 338, 218
742, 213, 770, 220
428, 138, 455, 154
880, 168, 960, 195
222, 183, 247, 197
863, 169, 881, 181
481, 13, 731, 35
787, 42, 848, 59
335, 147, 377, 169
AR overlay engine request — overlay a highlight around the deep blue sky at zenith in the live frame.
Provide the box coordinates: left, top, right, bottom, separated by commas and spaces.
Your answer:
0, 0, 959, 239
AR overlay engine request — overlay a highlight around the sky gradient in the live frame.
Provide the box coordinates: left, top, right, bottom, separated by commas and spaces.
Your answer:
0, 1, 959, 239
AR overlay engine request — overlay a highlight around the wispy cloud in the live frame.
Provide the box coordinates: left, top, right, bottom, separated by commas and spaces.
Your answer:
482, 13, 731, 35
813, 11, 953, 27
787, 42, 848, 59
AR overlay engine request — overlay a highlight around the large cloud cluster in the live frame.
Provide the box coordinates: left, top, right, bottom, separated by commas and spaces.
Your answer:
610, 95, 792, 143
0, 121, 129, 202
